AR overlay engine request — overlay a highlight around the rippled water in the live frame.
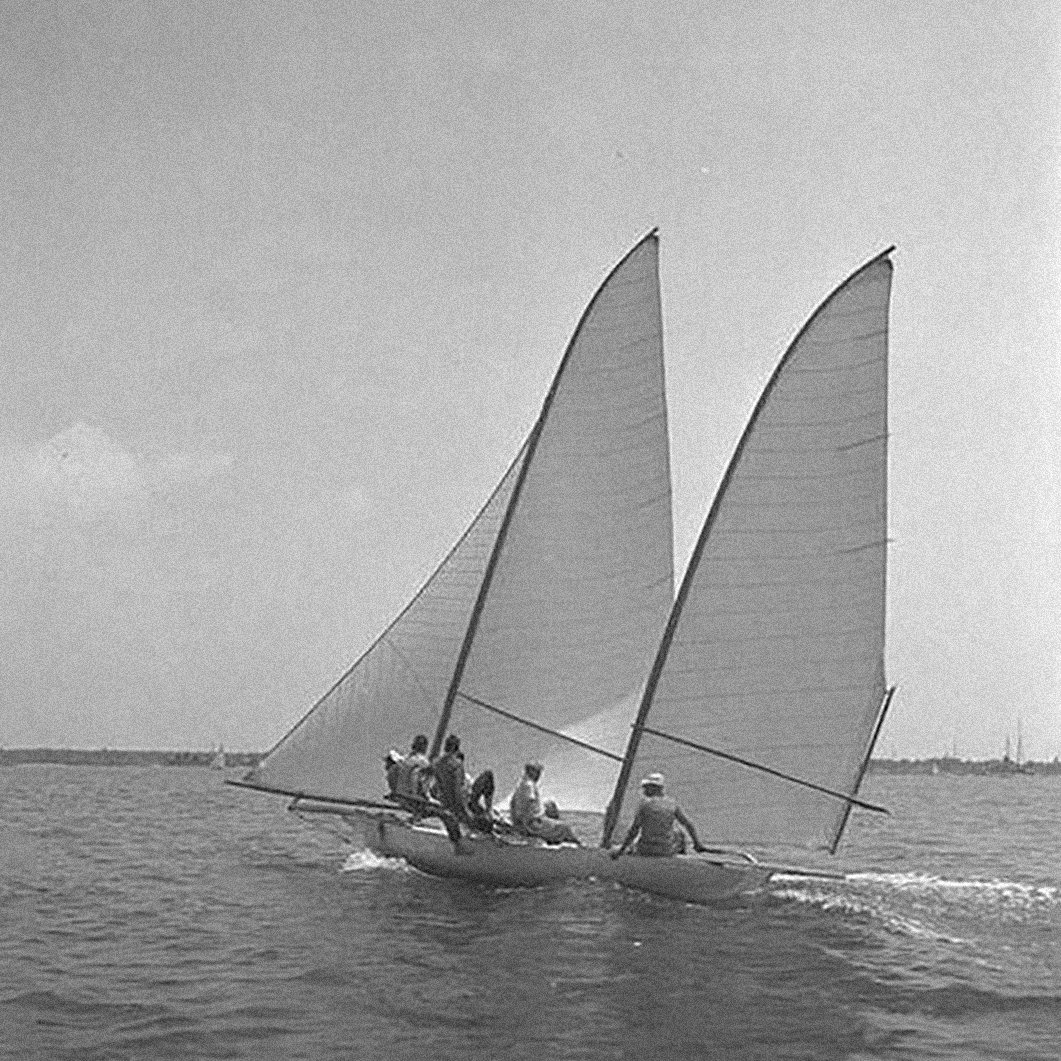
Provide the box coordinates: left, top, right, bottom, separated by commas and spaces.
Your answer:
1, 766, 1058, 1059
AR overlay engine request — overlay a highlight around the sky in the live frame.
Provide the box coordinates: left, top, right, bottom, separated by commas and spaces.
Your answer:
1, 0, 1057, 759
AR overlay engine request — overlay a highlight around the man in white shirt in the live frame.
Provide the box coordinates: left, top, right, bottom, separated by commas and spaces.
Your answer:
509, 762, 579, 845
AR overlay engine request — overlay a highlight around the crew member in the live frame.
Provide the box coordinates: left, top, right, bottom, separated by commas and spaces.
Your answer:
509, 762, 579, 845
610, 773, 707, 858
391, 734, 431, 803
426, 734, 495, 834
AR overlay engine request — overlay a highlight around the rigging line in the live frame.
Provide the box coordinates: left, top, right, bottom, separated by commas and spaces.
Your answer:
225, 778, 399, 813
638, 725, 890, 815
733, 464, 885, 482
829, 684, 897, 853
757, 410, 884, 429
802, 326, 888, 344
791, 353, 886, 374
454, 692, 624, 762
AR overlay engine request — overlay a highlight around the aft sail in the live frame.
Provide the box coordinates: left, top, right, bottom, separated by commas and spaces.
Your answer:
604, 249, 894, 851
247, 233, 674, 811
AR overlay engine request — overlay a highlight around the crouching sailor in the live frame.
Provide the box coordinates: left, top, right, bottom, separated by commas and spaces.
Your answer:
425, 734, 496, 836
610, 773, 708, 858
509, 762, 580, 845
384, 735, 432, 812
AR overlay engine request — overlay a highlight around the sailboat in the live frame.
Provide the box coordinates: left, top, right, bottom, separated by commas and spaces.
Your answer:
988, 723, 1034, 775
231, 234, 898, 904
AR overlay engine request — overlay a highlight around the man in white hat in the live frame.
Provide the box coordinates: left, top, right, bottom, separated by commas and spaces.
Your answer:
610, 772, 708, 858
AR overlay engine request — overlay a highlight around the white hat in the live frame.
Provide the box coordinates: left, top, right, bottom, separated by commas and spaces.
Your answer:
641, 772, 665, 789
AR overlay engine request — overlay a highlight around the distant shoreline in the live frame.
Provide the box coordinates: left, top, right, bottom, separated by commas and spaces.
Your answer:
0, 748, 263, 768
0, 748, 1057, 775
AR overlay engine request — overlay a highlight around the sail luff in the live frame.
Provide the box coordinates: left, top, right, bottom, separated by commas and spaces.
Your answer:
604, 246, 895, 850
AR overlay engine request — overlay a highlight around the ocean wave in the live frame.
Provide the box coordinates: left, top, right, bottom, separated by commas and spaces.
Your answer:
2, 987, 165, 1021
888, 982, 1061, 1021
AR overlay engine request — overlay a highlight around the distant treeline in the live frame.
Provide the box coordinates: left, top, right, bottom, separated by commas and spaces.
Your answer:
0, 748, 264, 768
870, 757, 1060, 776
2, 748, 1058, 775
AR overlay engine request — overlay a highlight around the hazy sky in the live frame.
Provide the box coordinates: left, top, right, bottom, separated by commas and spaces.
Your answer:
2, 1, 1057, 758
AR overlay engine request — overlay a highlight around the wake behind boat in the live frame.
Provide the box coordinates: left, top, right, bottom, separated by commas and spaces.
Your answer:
231, 232, 898, 904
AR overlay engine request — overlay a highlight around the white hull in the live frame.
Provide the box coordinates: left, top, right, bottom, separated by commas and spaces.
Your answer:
338, 808, 770, 904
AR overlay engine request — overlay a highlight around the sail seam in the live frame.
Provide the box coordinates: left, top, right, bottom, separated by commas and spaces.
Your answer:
802, 327, 887, 344
712, 520, 883, 533
837, 433, 889, 451
792, 354, 886, 374
650, 681, 880, 699
757, 411, 885, 429
731, 467, 884, 482
747, 442, 884, 455
725, 493, 884, 509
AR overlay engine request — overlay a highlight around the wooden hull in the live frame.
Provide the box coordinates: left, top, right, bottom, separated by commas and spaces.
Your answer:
340, 809, 770, 904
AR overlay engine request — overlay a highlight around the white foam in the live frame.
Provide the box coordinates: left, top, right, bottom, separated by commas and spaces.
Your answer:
845, 872, 1059, 907
339, 849, 409, 874
770, 880, 963, 942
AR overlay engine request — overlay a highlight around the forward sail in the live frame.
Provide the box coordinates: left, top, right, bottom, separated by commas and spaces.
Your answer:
605, 250, 894, 850
248, 233, 674, 810
246, 445, 529, 802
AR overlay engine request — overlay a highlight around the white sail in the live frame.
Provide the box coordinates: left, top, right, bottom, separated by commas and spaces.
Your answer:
608, 251, 893, 850
250, 233, 673, 809
250, 448, 528, 802
446, 234, 674, 809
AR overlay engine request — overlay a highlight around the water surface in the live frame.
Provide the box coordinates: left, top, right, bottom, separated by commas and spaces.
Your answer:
1, 767, 1058, 1059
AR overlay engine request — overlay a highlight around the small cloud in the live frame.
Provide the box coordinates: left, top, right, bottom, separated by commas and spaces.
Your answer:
38, 422, 144, 519
0, 423, 233, 526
